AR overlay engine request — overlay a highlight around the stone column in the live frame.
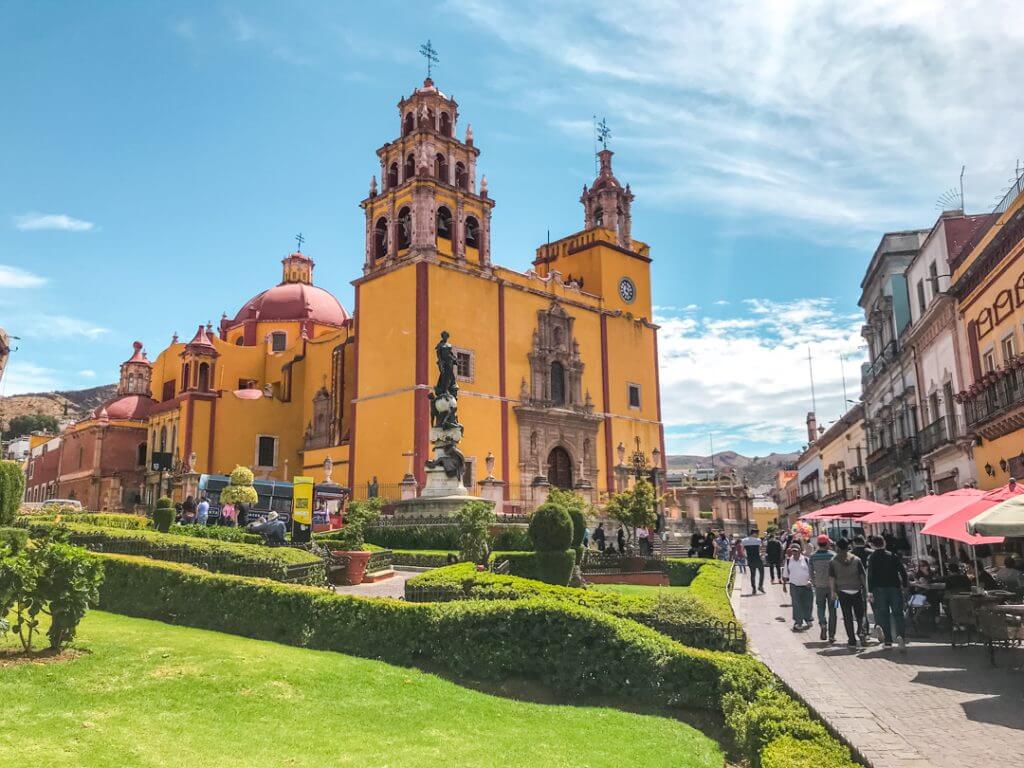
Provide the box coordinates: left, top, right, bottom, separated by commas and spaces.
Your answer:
479, 478, 505, 516
481, 207, 492, 266
530, 476, 550, 510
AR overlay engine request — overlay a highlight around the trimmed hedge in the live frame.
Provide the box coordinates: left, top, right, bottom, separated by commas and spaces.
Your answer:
16, 512, 150, 530
390, 549, 456, 568
666, 557, 735, 624
0, 525, 28, 553
170, 524, 263, 545
14, 519, 323, 583
405, 562, 736, 650
0, 461, 26, 525
93, 554, 857, 768
345, 523, 531, 552
491, 549, 575, 585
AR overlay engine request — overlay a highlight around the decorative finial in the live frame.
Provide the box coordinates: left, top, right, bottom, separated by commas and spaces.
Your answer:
596, 117, 611, 150
369, 175, 377, 196
480, 175, 488, 195
295, 232, 305, 252
172, 332, 179, 344
419, 39, 439, 79
465, 123, 473, 145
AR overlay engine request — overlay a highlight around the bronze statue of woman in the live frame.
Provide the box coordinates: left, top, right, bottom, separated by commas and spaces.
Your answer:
435, 330, 457, 396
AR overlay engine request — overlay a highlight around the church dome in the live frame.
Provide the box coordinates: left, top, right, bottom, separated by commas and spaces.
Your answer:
230, 282, 349, 327
92, 394, 153, 421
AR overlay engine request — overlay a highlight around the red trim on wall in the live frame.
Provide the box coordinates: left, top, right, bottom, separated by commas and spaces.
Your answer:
600, 314, 614, 493
498, 282, 509, 499
653, 328, 666, 472
183, 397, 194, 463
348, 284, 361, 492
414, 261, 430, 488
207, 395, 217, 474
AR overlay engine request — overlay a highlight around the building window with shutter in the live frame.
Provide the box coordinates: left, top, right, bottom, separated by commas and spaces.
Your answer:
983, 348, 996, 373
1001, 334, 1016, 363
270, 332, 287, 352
256, 435, 277, 468
454, 348, 474, 382
628, 383, 641, 409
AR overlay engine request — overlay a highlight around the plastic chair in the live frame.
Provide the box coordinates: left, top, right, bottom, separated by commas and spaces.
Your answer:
977, 609, 1024, 666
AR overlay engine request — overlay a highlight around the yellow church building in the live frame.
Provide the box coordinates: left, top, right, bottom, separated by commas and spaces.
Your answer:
142, 76, 664, 512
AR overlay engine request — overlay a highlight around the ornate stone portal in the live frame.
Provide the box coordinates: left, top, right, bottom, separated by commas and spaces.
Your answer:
393, 331, 494, 518
515, 303, 602, 495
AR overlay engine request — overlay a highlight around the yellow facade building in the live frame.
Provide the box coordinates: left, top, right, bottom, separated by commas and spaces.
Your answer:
950, 178, 1024, 488
142, 77, 664, 511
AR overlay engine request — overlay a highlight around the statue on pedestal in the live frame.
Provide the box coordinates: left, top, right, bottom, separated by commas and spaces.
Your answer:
425, 330, 465, 480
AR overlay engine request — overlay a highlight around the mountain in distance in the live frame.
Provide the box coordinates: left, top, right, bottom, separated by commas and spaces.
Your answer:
667, 450, 800, 487
0, 383, 117, 431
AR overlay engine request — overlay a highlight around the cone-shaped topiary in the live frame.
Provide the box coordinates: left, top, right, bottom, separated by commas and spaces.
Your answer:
528, 502, 573, 552
152, 496, 175, 532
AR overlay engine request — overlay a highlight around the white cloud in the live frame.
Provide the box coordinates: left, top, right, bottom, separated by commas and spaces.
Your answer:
0, 265, 46, 288
16, 315, 109, 340
14, 212, 94, 232
78, 369, 96, 378
451, 0, 1024, 238
656, 297, 864, 453
1, 361, 60, 395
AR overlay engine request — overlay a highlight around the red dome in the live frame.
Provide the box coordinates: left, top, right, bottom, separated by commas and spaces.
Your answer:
93, 394, 154, 421
230, 282, 349, 327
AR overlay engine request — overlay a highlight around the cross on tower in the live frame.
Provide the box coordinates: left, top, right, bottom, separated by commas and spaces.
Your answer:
596, 117, 611, 150
419, 39, 439, 79
295, 232, 305, 252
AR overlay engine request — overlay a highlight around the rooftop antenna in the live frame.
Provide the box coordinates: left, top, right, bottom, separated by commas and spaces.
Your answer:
592, 115, 598, 175
960, 164, 966, 211
419, 39, 439, 80
839, 353, 849, 413
807, 347, 817, 415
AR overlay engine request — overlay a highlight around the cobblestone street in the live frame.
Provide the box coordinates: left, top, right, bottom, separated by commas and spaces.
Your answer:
732, 578, 1024, 768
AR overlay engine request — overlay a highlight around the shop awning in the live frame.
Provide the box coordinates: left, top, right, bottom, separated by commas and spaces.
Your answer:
859, 488, 986, 525
801, 499, 888, 520
920, 484, 1014, 545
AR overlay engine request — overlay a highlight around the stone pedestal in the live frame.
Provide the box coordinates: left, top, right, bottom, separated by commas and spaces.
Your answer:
531, 477, 551, 507
478, 477, 506, 516
399, 474, 418, 500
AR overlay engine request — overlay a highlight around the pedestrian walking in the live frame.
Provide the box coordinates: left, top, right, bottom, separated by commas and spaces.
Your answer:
829, 537, 868, 648
809, 534, 837, 642
731, 535, 747, 574
741, 529, 765, 594
616, 525, 626, 553
867, 535, 909, 651
783, 543, 814, 631
715, 531, 731, 561
689, 530, 703, 557
220, 501, 237, 527
181, 495, 196, 524
699, 534, 716, 559
765, 533, 783, 583
594, 522, 606, 552
196, 494, 210, 526
637, 526, 651, 556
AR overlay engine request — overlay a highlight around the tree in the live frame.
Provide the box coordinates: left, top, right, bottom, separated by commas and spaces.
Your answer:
0, 460, 26, 526
219, 466, 259, 507
454, 500, 495, 564
604, 478, 659, 547
3, 414, 58, 440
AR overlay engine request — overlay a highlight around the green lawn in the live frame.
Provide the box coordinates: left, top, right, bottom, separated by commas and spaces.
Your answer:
0, 611, 723, 768
590, 583, 685, 597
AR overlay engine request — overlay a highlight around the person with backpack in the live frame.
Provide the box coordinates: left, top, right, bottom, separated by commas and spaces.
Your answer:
830, 537, 869, 648
809, 534, 837, 642
867, 535, 909, 651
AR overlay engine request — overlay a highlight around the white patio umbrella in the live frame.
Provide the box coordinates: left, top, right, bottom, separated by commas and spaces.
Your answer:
967, 494, 1024, 537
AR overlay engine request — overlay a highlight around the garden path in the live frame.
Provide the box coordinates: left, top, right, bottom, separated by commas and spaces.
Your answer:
331, 568, 415, 599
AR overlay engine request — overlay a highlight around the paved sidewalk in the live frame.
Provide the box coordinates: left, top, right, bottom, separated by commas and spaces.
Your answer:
331, 569, 414, 599
732, 578, 1024, 768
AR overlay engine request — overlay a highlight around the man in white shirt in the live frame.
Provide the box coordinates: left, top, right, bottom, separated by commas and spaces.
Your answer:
783, 543, 814, 631
741, 530, 765, 595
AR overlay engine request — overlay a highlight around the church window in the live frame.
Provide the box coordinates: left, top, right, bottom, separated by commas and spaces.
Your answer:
161, 379, 175, 401
628, 383, 641, 409
464, 216, 479, 249
373, 217, 388, 262
181, 363, 191, 391
256, 435, 277, 468
238, 379, 257, 390
404, 153, 415, 180
270, 332, 286, 352
403, 111, 414, 136
397, 207, 412, 249
159, 426, 167, 453
387, 162, 399, 189
137, 442, 147, 467
197, 362, 211, 391
455, 162, 467, 191
235, 337, 244, 346
435, 153, 448, 183
550, 361, 566, 405
547, 446, 573, 489
427, 108, 436, 130
594, 207, 604, 227
436, 206, 452, 240
454, 348, 473, 381
78, 445, 84, 469
439, 111, 452, 137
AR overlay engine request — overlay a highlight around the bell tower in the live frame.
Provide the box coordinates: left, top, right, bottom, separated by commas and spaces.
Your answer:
360, 76, 495, 273
117, 341, 152, 396
581, 149, 634, 249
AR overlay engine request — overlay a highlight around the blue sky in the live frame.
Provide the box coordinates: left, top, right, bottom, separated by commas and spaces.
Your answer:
3, 1, 1023, 456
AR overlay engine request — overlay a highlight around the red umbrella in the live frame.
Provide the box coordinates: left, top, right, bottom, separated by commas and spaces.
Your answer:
919, 485, 1011, 545
801, 499, 888, 520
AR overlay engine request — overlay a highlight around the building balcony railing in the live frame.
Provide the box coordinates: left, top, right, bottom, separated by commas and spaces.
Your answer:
820, 488, 853, 507
847, 465, 866, 485
962, 365, 1024, 430
866, 435, 919, 480
862, 340, 898, 388
917, 415, 965, 456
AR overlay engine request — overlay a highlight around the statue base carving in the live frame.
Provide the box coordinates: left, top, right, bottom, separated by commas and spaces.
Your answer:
391, 493, 494, 520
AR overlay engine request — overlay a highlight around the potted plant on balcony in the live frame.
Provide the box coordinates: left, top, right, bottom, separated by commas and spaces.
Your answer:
325, 497, 381, 585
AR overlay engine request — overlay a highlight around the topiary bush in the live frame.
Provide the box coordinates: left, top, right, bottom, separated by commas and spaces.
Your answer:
0, 460, 26, 526
152, 497, 175, 532
528, 502, 573, 551
219, 466, 259, 507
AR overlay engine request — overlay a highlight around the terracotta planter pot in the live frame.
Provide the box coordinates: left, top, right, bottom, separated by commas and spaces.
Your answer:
330, 550, 372, 586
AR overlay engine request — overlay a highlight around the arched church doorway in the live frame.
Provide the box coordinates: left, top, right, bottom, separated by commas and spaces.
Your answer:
547, 446, 573, 489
